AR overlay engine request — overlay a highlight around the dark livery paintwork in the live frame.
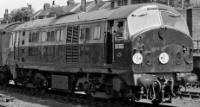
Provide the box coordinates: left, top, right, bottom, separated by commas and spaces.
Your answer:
0, 3, 196, 104
132, 28, 193, 73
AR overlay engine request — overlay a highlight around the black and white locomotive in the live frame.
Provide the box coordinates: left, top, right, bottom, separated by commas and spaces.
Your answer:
0, 3, 197, 104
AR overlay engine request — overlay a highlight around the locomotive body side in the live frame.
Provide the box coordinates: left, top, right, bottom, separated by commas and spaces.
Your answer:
0, 23, 21, 85
5, 3, 196, 104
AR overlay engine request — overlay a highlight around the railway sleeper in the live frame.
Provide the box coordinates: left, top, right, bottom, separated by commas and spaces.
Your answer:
180, 91, 200, 99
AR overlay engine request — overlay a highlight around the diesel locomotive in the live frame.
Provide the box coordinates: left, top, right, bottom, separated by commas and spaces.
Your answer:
0, 3, 197, 104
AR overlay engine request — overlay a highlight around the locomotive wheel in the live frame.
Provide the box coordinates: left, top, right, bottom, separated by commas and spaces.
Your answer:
151, 89, 162, 105
105, 85, 114, 95
33, 73, 48, 94
0, 72, 9, 87
133, 92, 142, 101
84, 81, 92, 95
76, 77, 91, 93
132, 86, 143, 101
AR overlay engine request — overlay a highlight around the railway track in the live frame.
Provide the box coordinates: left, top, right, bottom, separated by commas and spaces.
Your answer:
180, 91, 200, 99
180, 89, 200, 99
0, 84, 176, 107
179, 82, 200, 99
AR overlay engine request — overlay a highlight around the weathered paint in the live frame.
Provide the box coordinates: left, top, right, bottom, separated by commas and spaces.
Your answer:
132, 28, 193, 73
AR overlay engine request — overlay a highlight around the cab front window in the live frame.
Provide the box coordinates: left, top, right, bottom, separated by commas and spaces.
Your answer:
161, 11, 189, 35
127, 6, 161, 37
127, 6, 189, 37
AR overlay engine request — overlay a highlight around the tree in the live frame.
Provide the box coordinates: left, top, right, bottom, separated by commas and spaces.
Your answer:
10, 6, 34, 22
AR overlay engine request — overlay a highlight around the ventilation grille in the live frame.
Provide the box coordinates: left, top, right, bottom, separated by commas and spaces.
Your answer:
66, 26, 73, 43
66, 26, 79, 64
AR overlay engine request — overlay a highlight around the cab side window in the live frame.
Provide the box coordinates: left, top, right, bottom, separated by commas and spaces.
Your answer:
80, 27, 91, 42
56, 29, 62, 41
113, 21, 124, 40
56, 28, 64, 42
29, 32, 39, 43
47, 31, 56, 42
80, 23, 103, 43
93, 26, 101, 40
85, 28, 91, 41
41, 32, 47, 42
80, 28, 85, 42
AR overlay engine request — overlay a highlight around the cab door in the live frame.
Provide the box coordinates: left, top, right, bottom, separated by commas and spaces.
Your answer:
112, 20, 131, 66
106, 20, 114, 64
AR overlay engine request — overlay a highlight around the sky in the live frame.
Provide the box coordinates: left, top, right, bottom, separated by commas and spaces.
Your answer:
0, 0, 92, 18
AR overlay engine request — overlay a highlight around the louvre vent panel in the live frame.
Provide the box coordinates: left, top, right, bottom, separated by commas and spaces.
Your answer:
72, 26, 79, 43
66, 26, 79, 64
67, 27, 73, 43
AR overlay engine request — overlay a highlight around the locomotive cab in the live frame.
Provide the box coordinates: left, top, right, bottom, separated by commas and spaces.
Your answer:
125, 4, 195, 103
128, 5, 193, 73
104, 4, 195, 103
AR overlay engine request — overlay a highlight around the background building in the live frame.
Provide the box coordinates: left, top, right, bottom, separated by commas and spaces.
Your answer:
32, 0, 111, 19
111, 0, 194, 8
190, 0, 200, 7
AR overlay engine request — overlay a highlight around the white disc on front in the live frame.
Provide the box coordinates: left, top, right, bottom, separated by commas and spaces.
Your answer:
159, 52, 169, 64
132, 53, 143, 64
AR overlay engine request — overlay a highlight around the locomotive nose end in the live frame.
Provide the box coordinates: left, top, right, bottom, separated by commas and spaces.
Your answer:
131, 28, 193, 73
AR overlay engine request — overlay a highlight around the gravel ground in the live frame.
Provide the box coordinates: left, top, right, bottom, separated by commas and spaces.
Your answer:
169, 98, 200, 107
137, 98, 200, 107
0, 89, 200, 107
0, 90, 86, 107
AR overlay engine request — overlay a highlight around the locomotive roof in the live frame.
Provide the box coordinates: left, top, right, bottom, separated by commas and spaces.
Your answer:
14, 3, 179, 31
14, 17, 54, 31
0, 24, 8, 31
0, 23, 21, 32
53, 4, 143, 25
